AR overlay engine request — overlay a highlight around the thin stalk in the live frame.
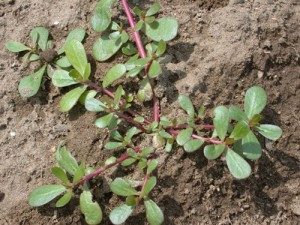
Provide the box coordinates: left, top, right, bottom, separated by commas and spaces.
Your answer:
168, 129, 224, 145
120, 0, 160, 122
75, 147, 141, 187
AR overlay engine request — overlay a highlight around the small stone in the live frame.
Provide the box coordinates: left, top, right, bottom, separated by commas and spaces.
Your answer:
184, 188, 189, 195
10, 131, 16, 137
290, 196, 300, 216
258, 70, 264, 79
243, 204, 250, 209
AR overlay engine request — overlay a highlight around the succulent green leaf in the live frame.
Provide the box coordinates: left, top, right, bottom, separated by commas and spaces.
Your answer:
135, 20, 145, 31
145, 199, 164, 225
183, 139, 203, 153
178, 95, 195, 117
93, 35, 122, 61
141, 147, 154, 157
80, 191, 103, 225
242, 131, 262, 160
105, 156, 117, 165
229, 105, 248, 122
147, 160, 158, 174
156, 40, 167, 57
257, 124, 282, 141
244, 86, 267, 119
55, 146, 79, 176
213, 106, 229, 141
65, 40, 88, 78
28, 185, 66, 207
5, 41, 31, 52
51, 167, 70, 185
59, 85, 87, 112
204, 144, 226, 160
59, 28, 86, 54
30, 27, 49, 50
122, 42, 137, 56
158, 130, 173, 139
148, 60, 162, 78
92, 9, 111, 32
110, 178, 138, 197
126, 196, 137, 206
137, 78, 153, 102
124, 127, 140, 143
95, 113, 115, 129
102, 64, 126, 88
225, 149, 251, 179
52, 70, 77, 87
230, 120, 250, 140
105, 141, 123, 150
121, 158, 137, 167
55, 190, 73, 208
145, 17, 178, 42
73, 164, 85, 183
146, 3, 161, 16
18, 65, 46, 97
55, 56, 71, 68
29, 53, 40, 62
176, 128, 193, 146
165, 138, 174, 153
143, 176, 157, 197
109, 204, 134, 225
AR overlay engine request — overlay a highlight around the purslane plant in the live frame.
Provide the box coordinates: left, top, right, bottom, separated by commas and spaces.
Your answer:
6, 1, 282, 225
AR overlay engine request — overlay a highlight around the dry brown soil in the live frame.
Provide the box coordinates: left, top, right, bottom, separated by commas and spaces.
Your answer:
0, 0, 299, 224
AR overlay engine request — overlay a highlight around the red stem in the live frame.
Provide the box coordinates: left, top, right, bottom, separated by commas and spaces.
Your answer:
168, 129, 224, 145
120, 0, 146, 58
76, 147, 140, 187
120, 0, 160, 122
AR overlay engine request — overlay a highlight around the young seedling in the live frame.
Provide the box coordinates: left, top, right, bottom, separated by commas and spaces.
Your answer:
6, 27, 86, 97
7, 0, 282, 224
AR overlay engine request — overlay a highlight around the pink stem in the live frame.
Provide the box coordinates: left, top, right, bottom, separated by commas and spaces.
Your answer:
76, 147, 140, 187
168, 129, 224, 145
120, 0, 160, 122
120, 0, 146, 58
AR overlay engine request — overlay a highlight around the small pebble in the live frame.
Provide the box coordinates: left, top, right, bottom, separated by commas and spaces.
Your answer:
10, 131, 16, 137
258, 70, 264, 79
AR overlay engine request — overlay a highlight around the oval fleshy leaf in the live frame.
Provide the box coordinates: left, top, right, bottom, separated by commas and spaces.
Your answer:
51, 167, 70, 185
28, 185, 66, 207
213, 106, 229, 141
109, 204, 134, 225
52, 70, 77, 87
102, 64, 126, 88
230, 120, 250, 140
225, 149, 251, 179
92, 8, 111, 32
178, 95, 194, 117
93, 35, 122, 61
55, 146, 79, 176
176, 128, 193, 146
30, 27, 49, 50
204, 144, 226, 160
229, 105, 248, 122
59, 85, 87, 112
183, 139, 203, 153
145, 17, 178, 42
244, 86, 267, 119
257, 124, 282, 141
148, 60, 162, 78
80, 191, 103, 225
5, 41, 31, 53
144, 199, 164, 225
242, 131, 262, 160
18, 65, 46, 97
110, 178, 138, 197
59, 28, 86, 54
65, 40, 88, 78
55, 190, 73, 208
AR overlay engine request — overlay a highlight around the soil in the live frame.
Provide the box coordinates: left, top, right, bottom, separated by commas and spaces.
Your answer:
0, 0, 299, 224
